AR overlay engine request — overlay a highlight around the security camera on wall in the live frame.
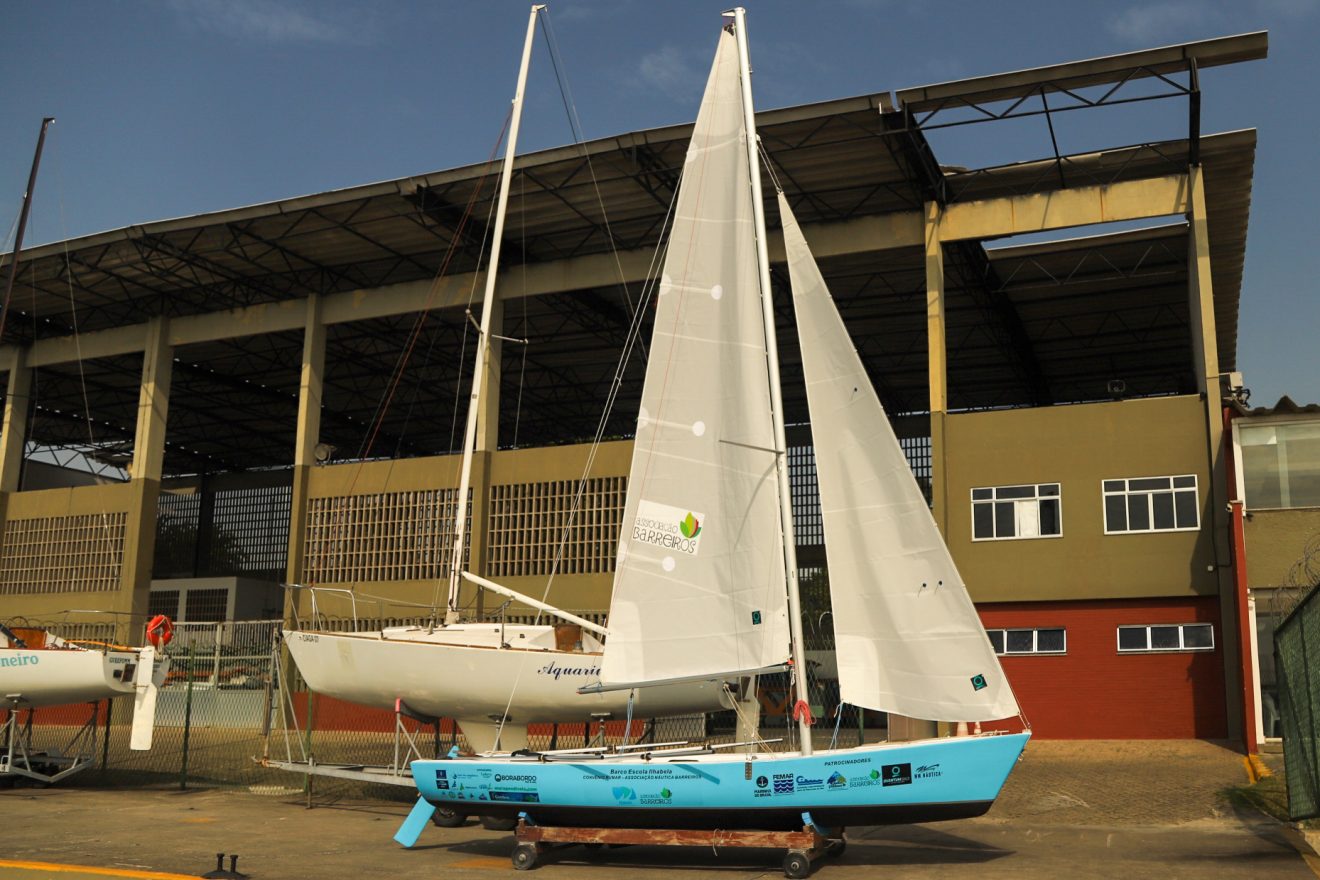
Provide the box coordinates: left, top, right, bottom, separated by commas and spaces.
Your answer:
313, 442, 335, 464
1107, 379, 1126, 398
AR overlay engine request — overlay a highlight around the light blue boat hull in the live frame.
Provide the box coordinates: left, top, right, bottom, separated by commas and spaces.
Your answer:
410, 731, 1029, 831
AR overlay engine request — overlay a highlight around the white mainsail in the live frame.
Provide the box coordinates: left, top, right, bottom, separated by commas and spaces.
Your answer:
599, 28, 789, 688
780, 192, 1019, 722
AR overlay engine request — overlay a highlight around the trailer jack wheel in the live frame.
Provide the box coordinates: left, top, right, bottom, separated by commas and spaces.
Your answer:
783, 850, 812, 879
512, 843, 540, 870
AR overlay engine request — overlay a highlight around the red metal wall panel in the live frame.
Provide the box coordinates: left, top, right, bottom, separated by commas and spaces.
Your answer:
977, 597, 1226, 739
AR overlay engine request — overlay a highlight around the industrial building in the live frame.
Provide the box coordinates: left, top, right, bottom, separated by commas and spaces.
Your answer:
0, 33, 1273, 748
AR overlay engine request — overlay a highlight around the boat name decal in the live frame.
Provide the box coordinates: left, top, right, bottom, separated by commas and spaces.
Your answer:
0, 653, 40, 667
632, 501, 706, 557
583, 767, 676, 780
536, 661, 601, 680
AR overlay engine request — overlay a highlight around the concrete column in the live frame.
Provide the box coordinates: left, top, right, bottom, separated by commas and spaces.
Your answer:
116, 317, 172, 641
925, 201, 949, 533
1188, 165, 1244, 747
0, 349, 32, 553
285, 295, 325, 620
886, 201, 946, 743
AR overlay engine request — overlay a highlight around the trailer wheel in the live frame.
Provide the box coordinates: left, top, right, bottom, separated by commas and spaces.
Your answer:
783, 851, 812, 879
431, 806, 468, 827
480, 816, 519, 831
512, 843, 540, 870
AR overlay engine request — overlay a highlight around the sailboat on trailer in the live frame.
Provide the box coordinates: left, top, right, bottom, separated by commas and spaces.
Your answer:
404, 7, 1028, 840
282, 5, 730, 756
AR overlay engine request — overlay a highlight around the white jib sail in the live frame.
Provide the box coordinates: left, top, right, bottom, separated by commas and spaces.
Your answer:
599, 28, 789, 688
780, 192, 1019, 722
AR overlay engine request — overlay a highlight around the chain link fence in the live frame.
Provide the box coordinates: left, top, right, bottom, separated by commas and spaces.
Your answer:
1277, 581, 1320, 821
13, 600, 881, 802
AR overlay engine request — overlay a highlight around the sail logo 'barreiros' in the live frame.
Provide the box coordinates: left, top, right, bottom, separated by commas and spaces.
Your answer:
632, 500, 706, 556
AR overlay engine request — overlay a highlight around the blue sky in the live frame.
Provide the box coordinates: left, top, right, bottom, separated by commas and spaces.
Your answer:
1, 0, 1316, 406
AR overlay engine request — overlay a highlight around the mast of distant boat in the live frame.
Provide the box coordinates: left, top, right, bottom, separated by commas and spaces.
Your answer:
729, 7, 814, 756
445, 5, 545, 624
0, 117, 54, 343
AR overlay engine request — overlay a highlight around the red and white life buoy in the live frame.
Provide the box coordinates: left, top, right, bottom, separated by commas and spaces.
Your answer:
145, 614, 174, 649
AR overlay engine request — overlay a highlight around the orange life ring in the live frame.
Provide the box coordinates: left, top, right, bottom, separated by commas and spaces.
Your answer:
145, 614, 174, 649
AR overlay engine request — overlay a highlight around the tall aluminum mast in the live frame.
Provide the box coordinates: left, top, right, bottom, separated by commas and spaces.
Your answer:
729, 7, 814, 755
446, 5, 545, 623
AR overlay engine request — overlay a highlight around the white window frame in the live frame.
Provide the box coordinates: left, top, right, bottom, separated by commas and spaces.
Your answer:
1116, 623, 1215, 653
986, 627, 1067, 655
1101, 474, 1199, 535
970, 483, 1063, 542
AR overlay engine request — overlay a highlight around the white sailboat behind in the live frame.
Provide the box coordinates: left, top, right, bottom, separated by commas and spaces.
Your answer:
283, 5, 732, 754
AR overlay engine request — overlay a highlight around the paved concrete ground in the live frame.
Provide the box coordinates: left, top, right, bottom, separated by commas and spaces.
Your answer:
0, 740, 1311, 879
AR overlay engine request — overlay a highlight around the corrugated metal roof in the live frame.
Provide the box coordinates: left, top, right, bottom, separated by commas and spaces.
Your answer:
0, 46, 1260, 476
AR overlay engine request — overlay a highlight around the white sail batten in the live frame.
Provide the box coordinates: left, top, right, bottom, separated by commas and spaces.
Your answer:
780, 193, 1019, 722
599, 28, 789, 687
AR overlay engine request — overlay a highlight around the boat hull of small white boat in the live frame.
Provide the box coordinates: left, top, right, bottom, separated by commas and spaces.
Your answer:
284, 626, 732, 736
410, 731, 1030, 831
0, 647, 163, 708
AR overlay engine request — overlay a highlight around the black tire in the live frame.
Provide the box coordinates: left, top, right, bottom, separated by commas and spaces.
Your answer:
512, 843, 539, 871
480, 816, 519, 831
783, 851, 812, 879
431, 806, 468, 828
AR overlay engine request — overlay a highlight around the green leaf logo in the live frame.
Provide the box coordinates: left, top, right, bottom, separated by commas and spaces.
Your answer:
680, 512, 702, 539
869, 769, 880, 780
661, 788, 672, 799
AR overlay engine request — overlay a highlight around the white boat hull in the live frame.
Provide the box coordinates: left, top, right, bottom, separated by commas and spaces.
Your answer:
0, 648, 158, 708
285, 626, 733, 751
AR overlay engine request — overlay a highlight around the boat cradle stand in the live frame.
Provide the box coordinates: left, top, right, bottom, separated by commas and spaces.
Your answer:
1, 699, 102, 786
509, 812, 846, 879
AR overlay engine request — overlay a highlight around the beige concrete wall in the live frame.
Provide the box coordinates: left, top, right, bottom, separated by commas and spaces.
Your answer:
1, 482, 134, 622
945, 395, 1220, 602
293, 441, 635, 620
1244, 508, 1320, 587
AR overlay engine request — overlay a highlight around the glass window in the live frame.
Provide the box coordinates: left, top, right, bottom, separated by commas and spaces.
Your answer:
1183, 623, 1214, 649
1036, 628, 1066, 653
986, 627, 1066, 655
1103, 475, 1200, 534
1150, 625, 1181, 650
1006, 630, 1035, 653
1118, 627, 1147, 651
1239, 421, 1320, 510
1118, 623, 1215, 653
971, 483, 1063, 541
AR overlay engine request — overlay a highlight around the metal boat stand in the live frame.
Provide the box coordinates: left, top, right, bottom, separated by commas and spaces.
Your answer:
0, 700, 100, 785
509, 812, 846, 878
